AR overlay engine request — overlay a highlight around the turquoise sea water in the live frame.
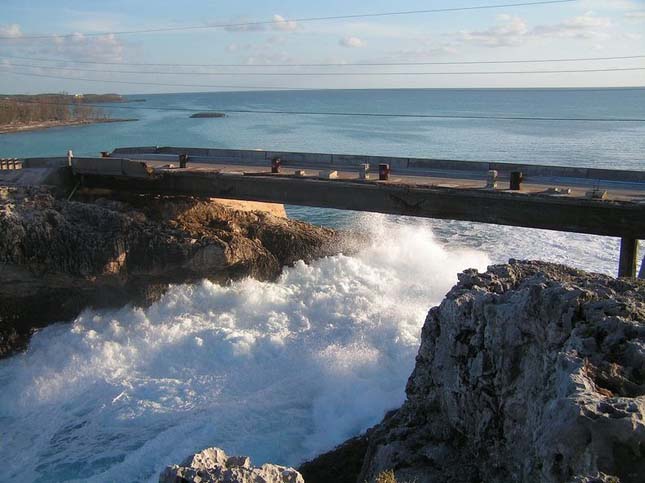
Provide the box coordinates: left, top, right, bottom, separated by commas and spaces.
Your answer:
3, 88, 645, 168
0, 88, 643, 482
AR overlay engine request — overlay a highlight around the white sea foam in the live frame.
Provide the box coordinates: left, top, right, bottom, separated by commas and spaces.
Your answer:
0, 215, 488, 482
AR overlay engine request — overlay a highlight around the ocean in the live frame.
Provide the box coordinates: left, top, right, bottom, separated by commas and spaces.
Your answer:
0, 88, 643, 482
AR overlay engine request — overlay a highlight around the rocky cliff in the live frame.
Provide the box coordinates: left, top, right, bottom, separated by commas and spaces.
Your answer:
0, 186, 355, 358
301, 261, 644, 483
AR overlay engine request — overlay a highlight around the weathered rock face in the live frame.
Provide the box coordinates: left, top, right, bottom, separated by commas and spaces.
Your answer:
0, 186, 356, 358
159, 447, 304, 483
304, 261, 645, 483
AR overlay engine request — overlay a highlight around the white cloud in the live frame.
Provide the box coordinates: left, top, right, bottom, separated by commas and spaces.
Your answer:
340, 36, 366, 48
623, 32, 643, 40
459, 14, 528, 47
243, 50, 299, 65
42, 33, 126, 63
218, 14, 297, 33
267, 35, 287, 45
0, 24, 23, 39
532, 12, 612, 39
625, 11, 645, 20
458, 12, 613, 47
272, 15, 298, 32
62, 10, 126, 34
580, 0, 641, 9
222, 40, 300, 65
385, 45, 459, 61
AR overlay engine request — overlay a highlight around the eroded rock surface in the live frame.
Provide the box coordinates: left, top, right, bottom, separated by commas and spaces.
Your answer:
159, 447, 304, 483
304, 261, 645, 483
0, 186, 356, 357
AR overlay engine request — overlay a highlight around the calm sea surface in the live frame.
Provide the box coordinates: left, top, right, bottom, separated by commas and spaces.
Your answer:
3, 88, 645, 168
0, 88, 643, 482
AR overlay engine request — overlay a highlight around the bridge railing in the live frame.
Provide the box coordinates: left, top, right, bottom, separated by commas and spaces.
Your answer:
110, 146, 645, 183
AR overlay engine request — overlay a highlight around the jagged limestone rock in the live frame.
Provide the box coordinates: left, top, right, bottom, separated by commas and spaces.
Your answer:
302, 261, 644, 483
358, 261, 644, 483
159, 447, 304, 483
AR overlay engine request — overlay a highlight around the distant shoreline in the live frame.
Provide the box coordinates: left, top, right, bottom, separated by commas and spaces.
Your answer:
0, 118, 138, 135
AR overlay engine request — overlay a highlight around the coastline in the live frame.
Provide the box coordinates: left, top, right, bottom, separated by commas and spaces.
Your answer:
0, 118, 138, 135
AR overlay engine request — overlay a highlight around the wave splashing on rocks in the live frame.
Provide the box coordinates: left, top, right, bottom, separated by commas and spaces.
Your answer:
0, 215, 488, 482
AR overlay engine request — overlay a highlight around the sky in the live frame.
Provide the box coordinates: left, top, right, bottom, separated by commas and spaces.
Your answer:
0, 0, 644, 94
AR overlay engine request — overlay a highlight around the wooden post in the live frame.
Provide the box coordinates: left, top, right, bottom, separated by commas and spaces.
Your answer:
618, 237, 638, 278
639, 253, 645, 279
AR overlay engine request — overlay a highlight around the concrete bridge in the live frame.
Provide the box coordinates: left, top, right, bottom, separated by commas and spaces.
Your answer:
10, 146, 645, 278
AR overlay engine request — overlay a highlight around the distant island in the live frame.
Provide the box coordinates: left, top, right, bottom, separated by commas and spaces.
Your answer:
0, 93, 138, 134
190, 112, 226, 118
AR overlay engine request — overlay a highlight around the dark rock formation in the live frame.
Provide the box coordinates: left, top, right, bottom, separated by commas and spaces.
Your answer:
304, 261, 645, 483
0, 186, 356, 358
190, 112, 226, 118
159, 447, 304, 483
299, 434, 370, 483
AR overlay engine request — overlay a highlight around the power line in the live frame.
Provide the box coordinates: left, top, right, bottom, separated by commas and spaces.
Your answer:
5, 63, 645, 76
4, 68, 644, 93
0, 1, 576, 40
3, 98, 645, 123
1, 69, 315, 90
2, 53, 643, 67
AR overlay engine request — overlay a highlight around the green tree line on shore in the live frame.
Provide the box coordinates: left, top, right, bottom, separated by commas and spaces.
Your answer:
0, 94, 109, 125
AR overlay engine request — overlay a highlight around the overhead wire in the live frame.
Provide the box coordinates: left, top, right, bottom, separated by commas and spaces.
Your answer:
3, 68, 644, 93
2, 1, 641, 96
1, 53, 643, 67
3, 63, 644, 76
0, 69, 314, 90
0, 1, 576, 40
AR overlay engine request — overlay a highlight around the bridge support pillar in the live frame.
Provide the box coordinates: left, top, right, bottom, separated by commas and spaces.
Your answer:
618, 237, 638, 278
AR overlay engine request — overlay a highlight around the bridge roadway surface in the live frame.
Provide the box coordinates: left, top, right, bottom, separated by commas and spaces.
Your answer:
139, 158, 645, 203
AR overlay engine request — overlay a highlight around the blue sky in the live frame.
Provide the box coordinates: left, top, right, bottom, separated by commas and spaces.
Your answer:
0, 0, 644, 93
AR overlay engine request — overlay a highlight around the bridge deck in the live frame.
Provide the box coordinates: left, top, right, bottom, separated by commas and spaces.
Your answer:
13, 146, 645, 277
143, 160, 645, 203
